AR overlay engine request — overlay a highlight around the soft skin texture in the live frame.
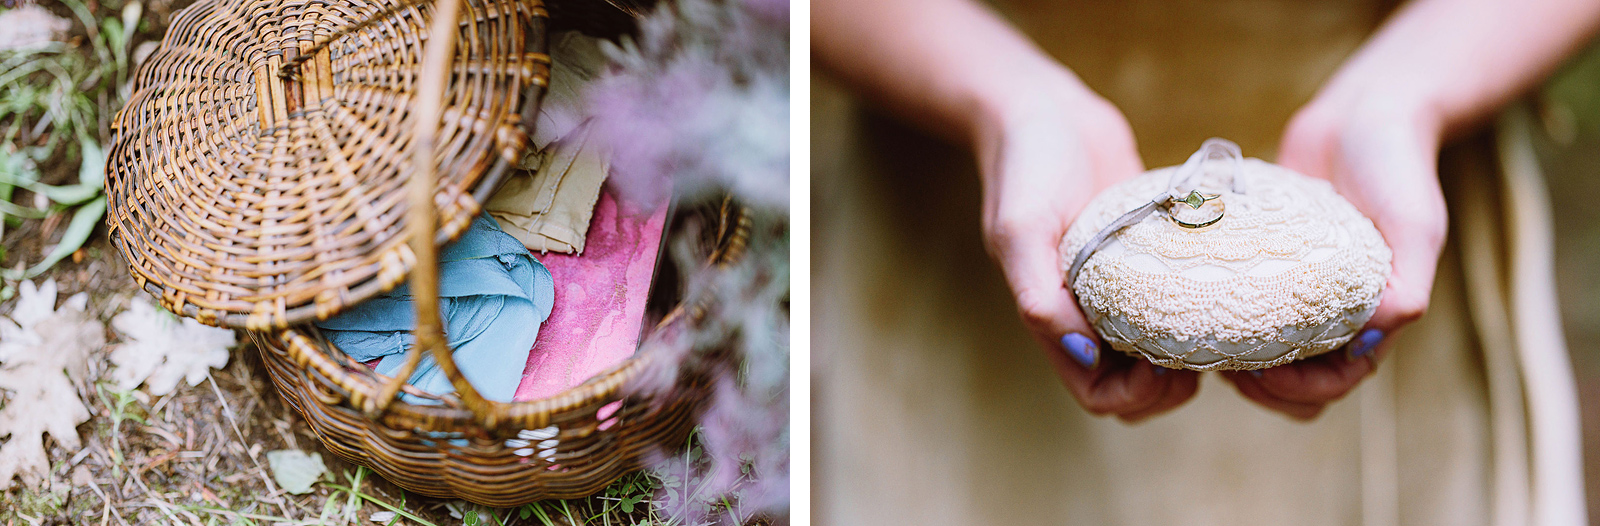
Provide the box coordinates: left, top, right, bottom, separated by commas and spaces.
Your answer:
1223, 0, 1600, 420
814, 0, 1600, 421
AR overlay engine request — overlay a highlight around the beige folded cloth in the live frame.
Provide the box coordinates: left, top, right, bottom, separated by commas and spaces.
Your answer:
486, 32, 610, 254
486, 125, 607, 254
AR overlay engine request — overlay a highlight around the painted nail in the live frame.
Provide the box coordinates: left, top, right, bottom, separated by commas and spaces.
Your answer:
1347, 329, 1384, 360
1248, 370, 1263, 378
1153, 366, 1167, 376
1061, 333, 1099, 368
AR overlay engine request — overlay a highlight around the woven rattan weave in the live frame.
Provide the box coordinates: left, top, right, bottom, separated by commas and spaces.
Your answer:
109, 0, 739, 505
252, 200, 750, 505
107, 0, 551, 330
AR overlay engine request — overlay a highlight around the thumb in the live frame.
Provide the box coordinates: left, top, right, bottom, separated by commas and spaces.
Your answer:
1280, 101, 1446, 360
1355, 222, 1443, 359
1340, 145, 1447, 359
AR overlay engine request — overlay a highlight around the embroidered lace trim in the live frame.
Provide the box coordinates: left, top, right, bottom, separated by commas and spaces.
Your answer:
1060, 159, 1391, 370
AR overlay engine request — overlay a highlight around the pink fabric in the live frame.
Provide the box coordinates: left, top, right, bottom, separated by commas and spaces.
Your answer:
513, 184, 668, 401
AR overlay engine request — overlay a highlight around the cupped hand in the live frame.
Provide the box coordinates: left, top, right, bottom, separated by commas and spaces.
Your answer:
975, 74, 1201, 422
1222, 92, 1449, 420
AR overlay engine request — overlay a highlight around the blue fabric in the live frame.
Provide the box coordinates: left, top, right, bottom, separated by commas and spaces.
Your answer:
315, 214, 555, 404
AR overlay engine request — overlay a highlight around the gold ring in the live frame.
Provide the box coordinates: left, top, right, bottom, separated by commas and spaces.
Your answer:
1168, 190, 1224, 229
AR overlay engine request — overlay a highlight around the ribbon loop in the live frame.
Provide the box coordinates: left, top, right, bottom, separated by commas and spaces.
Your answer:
1066, 138, 1246, 291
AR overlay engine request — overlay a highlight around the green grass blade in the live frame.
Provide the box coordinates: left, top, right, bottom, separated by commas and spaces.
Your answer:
321, 483, 441, 526
0, 199, 47, 219
7, 195, 104, 279
28, 182, 100, 206
78, 134, 105, 188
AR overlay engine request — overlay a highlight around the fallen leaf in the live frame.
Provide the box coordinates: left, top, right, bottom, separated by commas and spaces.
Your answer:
0, 279, 103, 490
0, 5, 70, 51
108, 298, 236, 395
265, 449, 326, 495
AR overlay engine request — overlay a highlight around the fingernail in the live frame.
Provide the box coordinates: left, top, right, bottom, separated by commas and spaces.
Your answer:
1061, 333, 1099, 368
1153, 366, 1167, 376
1347, 329, 1384, 360
1248, 370, 1263, 378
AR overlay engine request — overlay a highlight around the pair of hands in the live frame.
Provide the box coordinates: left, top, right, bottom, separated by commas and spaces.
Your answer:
977, 73, 1447, 422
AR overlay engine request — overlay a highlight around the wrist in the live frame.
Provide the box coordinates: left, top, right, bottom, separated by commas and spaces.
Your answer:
1310, 30, 1462, 142
1300, 80, 1447, 151
969, 62, 1102, 142
968, 65, 1123, 177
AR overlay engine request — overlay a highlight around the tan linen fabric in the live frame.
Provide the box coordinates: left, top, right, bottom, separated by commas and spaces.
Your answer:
486, 32, 610, 254
811, 1, 1584, 524
487, 124, 608, 254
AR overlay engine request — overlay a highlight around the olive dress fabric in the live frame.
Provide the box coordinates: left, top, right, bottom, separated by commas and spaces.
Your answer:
812, 1, 1585, 524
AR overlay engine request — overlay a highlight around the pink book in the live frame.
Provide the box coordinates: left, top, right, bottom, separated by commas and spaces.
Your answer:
513, 184, 668, 401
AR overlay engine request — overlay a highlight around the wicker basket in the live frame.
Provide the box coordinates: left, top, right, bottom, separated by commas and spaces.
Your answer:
107, 0, 552, 330
250, 197, 749, 505
109, 0, 743, 506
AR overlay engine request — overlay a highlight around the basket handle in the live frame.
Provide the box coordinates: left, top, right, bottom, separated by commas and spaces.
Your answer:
367, 0, 508, 428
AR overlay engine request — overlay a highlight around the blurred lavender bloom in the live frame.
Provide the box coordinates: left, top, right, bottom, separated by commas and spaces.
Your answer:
576, 0, 790, 521
742, 0, 789, 22
629, 213, 790, 523
582, 0, 790, 209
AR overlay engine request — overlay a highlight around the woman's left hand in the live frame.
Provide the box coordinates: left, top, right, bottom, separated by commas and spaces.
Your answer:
1221, 91, 1448, 420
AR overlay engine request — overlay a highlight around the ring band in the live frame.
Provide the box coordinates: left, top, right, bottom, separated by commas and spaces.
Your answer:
1173, 210, 1224, 229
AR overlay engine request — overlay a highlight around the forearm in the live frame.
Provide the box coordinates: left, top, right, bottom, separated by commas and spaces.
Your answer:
1320, 0, 1600, 136
812, 0, 1096, 145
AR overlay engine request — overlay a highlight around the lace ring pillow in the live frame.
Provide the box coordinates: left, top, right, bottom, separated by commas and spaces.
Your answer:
1060, 139, 1392, 371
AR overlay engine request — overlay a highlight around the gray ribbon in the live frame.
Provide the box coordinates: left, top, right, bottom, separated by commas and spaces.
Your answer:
1066, 138, 1246, 291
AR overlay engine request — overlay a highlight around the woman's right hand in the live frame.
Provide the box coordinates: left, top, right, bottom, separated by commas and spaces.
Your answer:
974, 69, 1201, 422
816, 0, 1204, 421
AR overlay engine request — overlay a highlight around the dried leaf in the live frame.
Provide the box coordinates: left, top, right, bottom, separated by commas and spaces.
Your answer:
108, 298, 235, 395
0, 5, 71, 52
0, 279, 103, 490
265, 449, 326, 495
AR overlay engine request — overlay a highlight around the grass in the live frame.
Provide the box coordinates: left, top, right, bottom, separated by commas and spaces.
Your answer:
0, 0, 141, 293
147, 460, 728, 526
2, 348, 765, 526
93, 382, 148, 475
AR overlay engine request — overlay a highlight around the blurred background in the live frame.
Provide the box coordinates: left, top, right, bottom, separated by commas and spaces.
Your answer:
812, 5, 1600, 520
1535, 38, 1600, 525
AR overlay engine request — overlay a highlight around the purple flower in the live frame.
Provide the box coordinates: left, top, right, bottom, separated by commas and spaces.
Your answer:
582, 0, 790, 209
578, 0, 790, 520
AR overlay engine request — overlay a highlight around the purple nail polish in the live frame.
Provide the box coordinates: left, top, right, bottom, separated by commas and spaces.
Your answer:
1061, 333, 1098, 368
1348, 329, 1384, 359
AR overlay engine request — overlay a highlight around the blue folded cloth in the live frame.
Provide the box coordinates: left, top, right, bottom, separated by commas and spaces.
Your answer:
315, 214, 556, 404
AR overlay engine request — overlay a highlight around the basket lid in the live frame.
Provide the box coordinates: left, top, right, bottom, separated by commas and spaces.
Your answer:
107, 0, 551, 330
